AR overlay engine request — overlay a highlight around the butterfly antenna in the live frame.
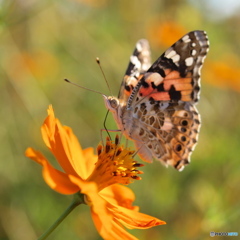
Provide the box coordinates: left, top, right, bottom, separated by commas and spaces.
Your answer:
64, 79, 106, 96
96, 57, 112, 96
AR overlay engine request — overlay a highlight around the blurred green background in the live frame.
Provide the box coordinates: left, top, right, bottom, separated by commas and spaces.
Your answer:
1, 0, 240, 239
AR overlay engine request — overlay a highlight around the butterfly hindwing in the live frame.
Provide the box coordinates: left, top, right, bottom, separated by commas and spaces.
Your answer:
127, 98, 201, 170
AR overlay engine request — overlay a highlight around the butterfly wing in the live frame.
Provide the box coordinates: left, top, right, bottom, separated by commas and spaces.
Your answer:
125, 31, 209, 170
118, 39, 151, 103
128, 100, 201, 171
130, 31, 209, 106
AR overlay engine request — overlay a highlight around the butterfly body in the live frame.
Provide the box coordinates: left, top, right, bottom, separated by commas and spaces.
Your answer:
104, 31, 209, 171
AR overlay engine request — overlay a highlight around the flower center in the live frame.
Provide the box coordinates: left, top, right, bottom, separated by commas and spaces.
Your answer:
87, 135, 144, 191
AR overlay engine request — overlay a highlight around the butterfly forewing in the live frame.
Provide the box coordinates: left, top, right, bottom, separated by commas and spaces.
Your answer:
141, 31, 209, 103
118, 39, 151, 103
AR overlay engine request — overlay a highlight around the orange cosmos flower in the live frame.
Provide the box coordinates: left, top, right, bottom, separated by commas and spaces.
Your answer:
204, 55, 240, 92
147, 20, 187, 48
25, 105, 165, 240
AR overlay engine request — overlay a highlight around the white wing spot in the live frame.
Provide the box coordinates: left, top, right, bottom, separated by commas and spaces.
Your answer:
130, 56, 141, 68
185, 57, 194, 66
182, 35, 191, 43
136, 42, 143, 52
165, 49, 176, 58
146, 72, 164, 86
142, 63, 150, 70
191, 49, 197, 56
171, 54, 180, 63
192, 42, 196, 47
165, 49, 180, 63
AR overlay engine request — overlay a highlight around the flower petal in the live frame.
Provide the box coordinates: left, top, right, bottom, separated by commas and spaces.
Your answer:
91, 210, 138, 240
41, 105, 96, 179
100, 184, 138, 211
69, 176, 138, 240
81, 147, 97, 178
25, 147, 80, 194
108, 204, 166, 229
62, 126, 97, 179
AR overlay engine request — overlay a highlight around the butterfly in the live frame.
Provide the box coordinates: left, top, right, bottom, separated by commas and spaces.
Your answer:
103, 30, 209, 171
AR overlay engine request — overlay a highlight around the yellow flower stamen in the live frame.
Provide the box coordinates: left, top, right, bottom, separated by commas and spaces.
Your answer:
87, 135, 144, 191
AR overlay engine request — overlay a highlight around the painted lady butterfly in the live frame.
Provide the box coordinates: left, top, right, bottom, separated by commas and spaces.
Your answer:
103, 31, 209, 171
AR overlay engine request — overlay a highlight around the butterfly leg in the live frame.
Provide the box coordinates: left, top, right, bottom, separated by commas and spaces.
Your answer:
100, 128, 121, 143
100, 129, 126, 160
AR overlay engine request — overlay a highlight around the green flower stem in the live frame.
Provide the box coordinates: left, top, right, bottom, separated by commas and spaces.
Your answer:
38, 192, 85, 240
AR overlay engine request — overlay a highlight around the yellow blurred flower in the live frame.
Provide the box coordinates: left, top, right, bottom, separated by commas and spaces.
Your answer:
25, 105, 165, 239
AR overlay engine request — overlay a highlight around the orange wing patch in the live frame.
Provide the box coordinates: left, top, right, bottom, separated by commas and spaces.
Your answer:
139, 69, 194, 102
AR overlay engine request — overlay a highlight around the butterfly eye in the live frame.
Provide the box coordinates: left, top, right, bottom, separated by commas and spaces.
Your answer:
110, 99, 119, 108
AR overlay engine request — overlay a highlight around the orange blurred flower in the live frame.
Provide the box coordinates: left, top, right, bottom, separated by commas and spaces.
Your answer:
205, 55, 240, 91
147, 20, 187, 48
10, 50, 59, 81
25, 105, 165, 239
